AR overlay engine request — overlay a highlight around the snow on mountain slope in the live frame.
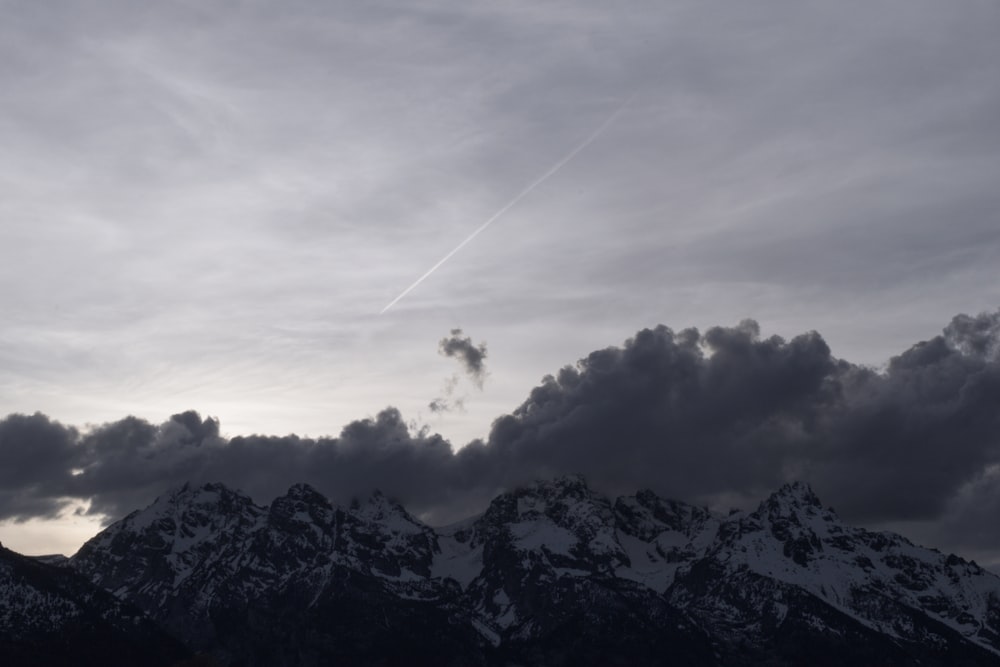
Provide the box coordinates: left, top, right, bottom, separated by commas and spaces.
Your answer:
0, 543, 188, 666
70, 482, 268, 647
342, 489, 439, 580
74, 485, 260, 587
74, 482, 267, 593
431, 513, 482, 587
1, 549, 82, 637
71, 481, 454, 648
457, 475, 720, 648
614, 488, 721, 591
476, 475, 627, 572
669, 482, 1000, 658
66, 476, 1000, 666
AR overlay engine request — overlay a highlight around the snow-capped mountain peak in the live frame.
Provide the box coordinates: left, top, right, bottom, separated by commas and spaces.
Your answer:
669, 481, 1000, 661
474, 475, 625, 573
61, 477, 1000, 666
762, 480, 825, 511
268, 482, 335, 531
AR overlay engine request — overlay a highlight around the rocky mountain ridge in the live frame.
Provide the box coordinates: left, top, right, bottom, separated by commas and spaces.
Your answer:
0, 542, 187, 666
6, 476, 1000, 666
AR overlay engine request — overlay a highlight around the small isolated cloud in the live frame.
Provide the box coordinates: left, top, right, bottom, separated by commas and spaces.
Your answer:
429, 374, 462, 414
428, 377, 467, 415
429, 329, 487, 413
428, 396, 466, 414
427, 397, 460, 414
439, 329, 488, 388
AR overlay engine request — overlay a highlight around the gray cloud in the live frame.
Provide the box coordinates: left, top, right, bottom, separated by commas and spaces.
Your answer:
428, 330, 484, 414
438, 329, 488, 387
0, 413, 80, 520
484, 308, 1000, 532
428, 394, 465, 415
945, 311, 1000, 361
3, 309, 1000, 563
428, 373, 463, 414
428, 398, 449, 414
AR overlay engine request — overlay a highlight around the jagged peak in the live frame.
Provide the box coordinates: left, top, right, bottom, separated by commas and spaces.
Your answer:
631, 487, 708, 516
474, 474, 617, 534
353, 490, 423, 530
744, 481, 841, 541
278, 482, 329, 504
546, 472, 590, 491
350, 490, 431, 534
618, 489, 712, 519
114, 482, 261, 534
267, 484, 335, 532
159, 480, 248, 504
515, 473, 596, 500
363, 488, 404, 509
633, 488, 664, 505
763, 481, 823, 509
553, 472, 589, 486
269, 483, 334, 521
512, 475, 606, 515
197, 481, 233, 494
616, 488, 714, 538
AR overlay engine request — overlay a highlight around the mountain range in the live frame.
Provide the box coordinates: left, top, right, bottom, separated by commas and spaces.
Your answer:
3, 476, 1000, 666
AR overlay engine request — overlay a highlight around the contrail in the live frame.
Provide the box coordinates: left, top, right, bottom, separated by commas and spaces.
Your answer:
380, 96, 634, 314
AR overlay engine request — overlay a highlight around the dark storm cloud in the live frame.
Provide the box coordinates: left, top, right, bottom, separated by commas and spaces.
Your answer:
0, 408, 479, 524
945, 310, 1000, 360
3, 309, 1000, 557
438, 329, 488, 387
917, 465, 1000, 555
489, 312, 1000, 528
0, 413, 80, 520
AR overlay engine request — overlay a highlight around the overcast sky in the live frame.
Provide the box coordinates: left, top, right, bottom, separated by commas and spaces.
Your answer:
1, 0, 999, 558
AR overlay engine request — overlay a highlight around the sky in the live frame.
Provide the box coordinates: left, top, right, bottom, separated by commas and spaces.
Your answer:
1, 1, 999, 561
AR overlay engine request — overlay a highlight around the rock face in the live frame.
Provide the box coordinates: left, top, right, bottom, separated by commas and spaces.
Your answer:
668, 482, 1000, 666
59, 477, 1000, 666
0, 543, 188, 667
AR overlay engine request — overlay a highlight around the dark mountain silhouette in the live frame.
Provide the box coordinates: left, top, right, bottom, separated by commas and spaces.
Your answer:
4, 477, 1000, 666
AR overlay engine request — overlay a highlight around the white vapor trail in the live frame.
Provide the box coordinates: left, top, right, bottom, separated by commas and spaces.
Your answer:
380, 96, 634, 314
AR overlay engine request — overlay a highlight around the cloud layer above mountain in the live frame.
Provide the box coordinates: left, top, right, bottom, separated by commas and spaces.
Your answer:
2, 309, 1000, 558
